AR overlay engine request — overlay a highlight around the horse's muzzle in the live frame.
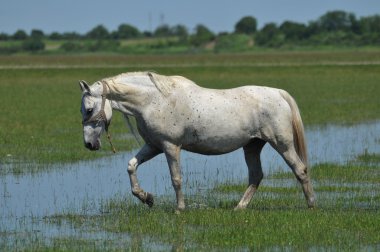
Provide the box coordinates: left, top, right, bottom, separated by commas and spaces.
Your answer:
85, 140, 100, 151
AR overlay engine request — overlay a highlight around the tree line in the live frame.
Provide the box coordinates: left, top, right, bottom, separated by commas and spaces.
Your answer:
1, 10, 379, 53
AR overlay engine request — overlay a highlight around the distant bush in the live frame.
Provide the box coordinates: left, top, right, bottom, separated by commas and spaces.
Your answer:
0, 33, 10, 40
0, 45, 21, 54
190, 25, 215, 47
87, 40, 120, 52
60, 40, 120, 52
359, 32, 380, 45
255, 23, 285, 47
60, 41, 84, 52
214, 34, 252, 52
22, 38, 45, 52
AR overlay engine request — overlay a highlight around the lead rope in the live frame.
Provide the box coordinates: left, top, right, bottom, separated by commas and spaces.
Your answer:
106, 130, 117, 153
101, 80, 117, 154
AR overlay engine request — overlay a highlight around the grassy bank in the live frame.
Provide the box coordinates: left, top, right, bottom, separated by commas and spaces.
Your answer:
1, 50, 380, 172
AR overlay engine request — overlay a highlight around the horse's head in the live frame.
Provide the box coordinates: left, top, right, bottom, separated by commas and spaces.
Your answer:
79, 80, 112, 151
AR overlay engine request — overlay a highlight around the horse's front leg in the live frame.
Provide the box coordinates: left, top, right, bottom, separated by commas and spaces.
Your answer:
128, 144, 161, 207
164, 143, 185, 211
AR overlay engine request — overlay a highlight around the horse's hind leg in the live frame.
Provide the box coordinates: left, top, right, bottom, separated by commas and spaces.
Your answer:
235, 139, 266, 210
163, 142, 185, 211
274, 144, 315, 208
128, 144, 161, 207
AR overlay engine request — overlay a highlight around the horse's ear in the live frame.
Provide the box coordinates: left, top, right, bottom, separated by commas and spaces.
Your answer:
79, 80, 91, 94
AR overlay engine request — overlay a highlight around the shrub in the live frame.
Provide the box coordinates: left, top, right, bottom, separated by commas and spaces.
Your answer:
87, 40, 120, 52
214, 34, 252, 52
22, 38, 45, 52
60, 41, 84, 52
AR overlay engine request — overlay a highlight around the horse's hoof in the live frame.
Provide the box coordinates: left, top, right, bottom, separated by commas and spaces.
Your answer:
146, 193, 154, 208
174, 209, 181, 215
234, 205, 245, 211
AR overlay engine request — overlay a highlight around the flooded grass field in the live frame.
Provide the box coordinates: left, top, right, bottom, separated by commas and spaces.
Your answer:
1, 51, 380, 250
1, 138, 379, 250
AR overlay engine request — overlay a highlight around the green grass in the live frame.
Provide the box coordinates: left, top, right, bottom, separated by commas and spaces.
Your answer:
83, 208, 379, 250
1, 49, 380, 67
357, 151, 380, 164
41, 158, 380, 251
272, 163, 380, 183
1, 50, 380, 173
0, 68, 138, 173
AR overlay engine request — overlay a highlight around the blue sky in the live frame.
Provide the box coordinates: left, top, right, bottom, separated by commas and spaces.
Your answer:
1, 0, 379, 34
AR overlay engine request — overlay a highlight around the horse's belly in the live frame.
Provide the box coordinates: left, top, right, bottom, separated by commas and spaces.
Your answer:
183, 145, 242, 155
182, 133, 251, 155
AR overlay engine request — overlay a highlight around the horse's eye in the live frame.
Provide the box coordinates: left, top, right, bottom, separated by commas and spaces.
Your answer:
86, 108, 93, 114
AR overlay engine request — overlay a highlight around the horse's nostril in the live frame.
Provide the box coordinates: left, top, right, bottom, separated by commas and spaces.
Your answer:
85, 142, 92, 149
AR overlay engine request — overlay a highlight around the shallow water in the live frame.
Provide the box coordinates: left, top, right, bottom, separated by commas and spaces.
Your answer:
0, 121, 379, 239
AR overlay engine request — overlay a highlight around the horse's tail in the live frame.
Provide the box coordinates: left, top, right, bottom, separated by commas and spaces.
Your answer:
280, 90, 308, 166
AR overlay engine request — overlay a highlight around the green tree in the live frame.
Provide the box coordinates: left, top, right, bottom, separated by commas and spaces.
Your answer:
235, 16, 257, 34
154, 25, 172, 37
13, 29, 28, 40
0, 33, 9, 40
143, 31, 153, 37
358, 15, 380, 44
349, 14, 360, 34
279, 21, 307, 41
86, 25, 109, 39
22, 38, 45, 52
190, 24, 215, 47
31, 29, 44, 39
62, 32, 82, 40
317, 10, 355, 32
359, 15, 380, 33
49, 32, 62, 40
171, 25, 188, 38
255, 23, 283, 47
115, 24, 140, 39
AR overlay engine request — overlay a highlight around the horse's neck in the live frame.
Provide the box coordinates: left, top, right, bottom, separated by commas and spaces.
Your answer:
109, 100, 131, 115
106, 75, 155, 116
115, 73, 154, 89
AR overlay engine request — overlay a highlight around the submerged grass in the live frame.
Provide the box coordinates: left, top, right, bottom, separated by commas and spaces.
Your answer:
64, 206, 379, 250
357, 151, 380, 164
1, 50, 380, 173
41, 156, 380, 251
271, 163, 380, 184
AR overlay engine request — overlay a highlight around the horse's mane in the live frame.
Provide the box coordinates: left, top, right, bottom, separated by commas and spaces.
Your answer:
104, 71, 177, 97
147, 72, 176, 96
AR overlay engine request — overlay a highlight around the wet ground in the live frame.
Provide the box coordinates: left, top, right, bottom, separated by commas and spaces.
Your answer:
1, 121, 379, 244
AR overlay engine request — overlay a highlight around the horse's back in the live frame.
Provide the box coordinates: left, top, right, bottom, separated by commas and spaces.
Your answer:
163, 82, 293, 154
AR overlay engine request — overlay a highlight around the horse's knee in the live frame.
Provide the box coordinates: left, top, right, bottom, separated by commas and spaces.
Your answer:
171, 176, 182, 189
127, 157, 138, 174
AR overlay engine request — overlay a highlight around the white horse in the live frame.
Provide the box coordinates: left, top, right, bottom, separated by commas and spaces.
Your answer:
79, 72, 315, 211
